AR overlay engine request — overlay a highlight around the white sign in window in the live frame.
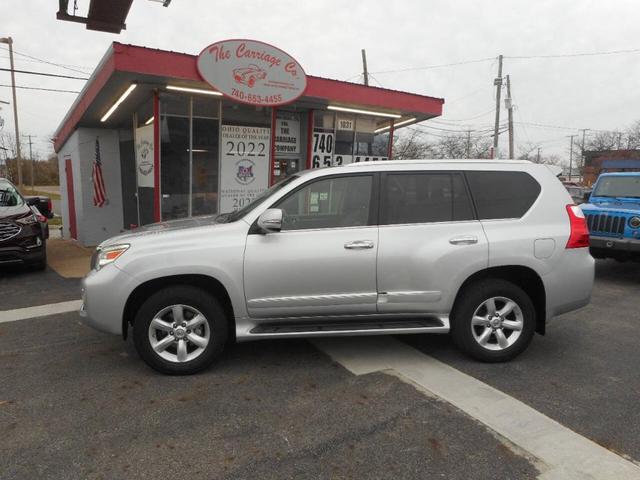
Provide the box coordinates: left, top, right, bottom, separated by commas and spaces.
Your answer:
219, 125, 270, 212
354, 155, 388, 162
135, 124, 155, 188
336, 116, 355, 131
275, 118, 300, 154
312, 132, 334, 168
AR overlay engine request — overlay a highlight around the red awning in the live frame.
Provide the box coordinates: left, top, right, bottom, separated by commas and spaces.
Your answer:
54, 43, 444, 152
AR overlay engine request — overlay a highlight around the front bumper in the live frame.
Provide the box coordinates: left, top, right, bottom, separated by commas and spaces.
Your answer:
80, 264, 136, 336
0, 223, 45, 265
590, 235, 640, 254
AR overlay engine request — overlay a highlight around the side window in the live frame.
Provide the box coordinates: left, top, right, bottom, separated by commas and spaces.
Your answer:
275, 175, 373, 230
382, 172, 474, 225
466, 171, 541, 220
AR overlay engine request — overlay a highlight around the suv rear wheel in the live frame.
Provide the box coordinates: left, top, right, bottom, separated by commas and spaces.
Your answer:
133, 285, 228, 375
451, 279, 535, 362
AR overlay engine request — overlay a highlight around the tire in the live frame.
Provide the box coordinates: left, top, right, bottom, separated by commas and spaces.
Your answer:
450, 279, 536, 362
133, 285, 228, 375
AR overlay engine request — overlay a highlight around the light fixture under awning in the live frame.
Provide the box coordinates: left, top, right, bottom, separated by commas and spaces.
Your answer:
375, 117, 417, 133
100, 84, 137, 122
167, 85, 223, 96
327, 105, 402, 119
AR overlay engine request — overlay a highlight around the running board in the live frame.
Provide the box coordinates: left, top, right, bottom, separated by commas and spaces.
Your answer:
248, 317, 449, 338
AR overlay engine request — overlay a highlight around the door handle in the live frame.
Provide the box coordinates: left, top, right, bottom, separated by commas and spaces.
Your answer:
344, 240, 374, 250
449, 235, 478, 245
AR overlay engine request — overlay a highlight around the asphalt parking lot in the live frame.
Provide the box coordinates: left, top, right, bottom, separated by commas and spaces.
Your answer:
1, 259, 639, 479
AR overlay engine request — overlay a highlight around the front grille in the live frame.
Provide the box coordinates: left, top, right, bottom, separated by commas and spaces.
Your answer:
585, 213, 625, 236
0, 222, 20, 242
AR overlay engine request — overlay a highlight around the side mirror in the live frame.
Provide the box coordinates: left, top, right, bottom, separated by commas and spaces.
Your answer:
257, 208, 283, 233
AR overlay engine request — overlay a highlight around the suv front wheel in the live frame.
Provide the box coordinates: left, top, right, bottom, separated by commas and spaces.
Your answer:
451, 279, 536, 362
133, 286, 228, 375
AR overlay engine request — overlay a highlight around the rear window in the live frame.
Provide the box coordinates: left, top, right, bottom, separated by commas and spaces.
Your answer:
466, 171, 541, 220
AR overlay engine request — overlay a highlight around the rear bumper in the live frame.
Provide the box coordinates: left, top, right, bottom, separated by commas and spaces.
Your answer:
590, 235, 640, 255
543, 248, 595, 320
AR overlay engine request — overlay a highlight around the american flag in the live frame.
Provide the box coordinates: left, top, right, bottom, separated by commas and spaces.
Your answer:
92, 137, 107, 207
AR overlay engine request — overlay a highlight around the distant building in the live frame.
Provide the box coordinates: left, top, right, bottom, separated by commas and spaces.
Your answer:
583, 149, 640, 186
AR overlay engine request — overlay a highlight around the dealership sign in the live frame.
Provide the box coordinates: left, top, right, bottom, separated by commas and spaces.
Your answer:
197, 39, 307, 107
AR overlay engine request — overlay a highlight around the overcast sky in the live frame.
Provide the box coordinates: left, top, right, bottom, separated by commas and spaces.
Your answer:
2, 0, 640, 161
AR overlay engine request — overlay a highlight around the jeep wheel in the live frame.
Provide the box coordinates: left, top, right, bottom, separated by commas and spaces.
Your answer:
451, 279, 535, 362
133, 286, 228, 375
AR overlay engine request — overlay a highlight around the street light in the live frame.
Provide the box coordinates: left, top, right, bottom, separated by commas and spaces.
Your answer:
0, 36, 22, 188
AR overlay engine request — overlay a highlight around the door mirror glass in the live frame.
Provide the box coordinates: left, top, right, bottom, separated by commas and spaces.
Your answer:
257, 208, 283, 233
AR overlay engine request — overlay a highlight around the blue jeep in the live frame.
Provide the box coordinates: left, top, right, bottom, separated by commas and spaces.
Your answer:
581, 172, 640, 261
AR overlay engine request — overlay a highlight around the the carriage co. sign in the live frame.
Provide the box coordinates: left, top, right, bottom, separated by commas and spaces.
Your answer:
197, 39, 307, 107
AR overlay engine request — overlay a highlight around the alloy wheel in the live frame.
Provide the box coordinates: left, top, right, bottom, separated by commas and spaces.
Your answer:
148, 304, 210, 363
470, 296, 524, 351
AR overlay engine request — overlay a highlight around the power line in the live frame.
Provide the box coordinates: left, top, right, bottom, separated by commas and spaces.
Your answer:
367, 47, 640, 77
0, 55, 92, 71
370, 56, 495, 74
0, 46, 91, 76
433, 108, 496, 123
0, 84, 80, 94
0, 67, 89, 81
505, 47, 640, 60
514, 121, 619, 134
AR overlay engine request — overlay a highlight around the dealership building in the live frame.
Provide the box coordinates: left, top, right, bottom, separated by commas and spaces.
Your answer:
54, 40, 444, 246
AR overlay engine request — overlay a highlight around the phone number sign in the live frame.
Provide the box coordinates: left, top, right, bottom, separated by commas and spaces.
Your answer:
197, 39, 307, 107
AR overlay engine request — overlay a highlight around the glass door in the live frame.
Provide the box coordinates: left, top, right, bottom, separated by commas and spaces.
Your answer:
160, 94, 190, 220
160, 94, 220, 220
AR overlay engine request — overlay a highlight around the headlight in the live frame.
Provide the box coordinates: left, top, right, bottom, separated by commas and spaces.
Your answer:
629, 216, 640, 229
94, 244, 130, 271
16, 214, 37, 225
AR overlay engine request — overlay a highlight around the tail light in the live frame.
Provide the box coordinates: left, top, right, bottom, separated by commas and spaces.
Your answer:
566, 204, 589, 249
47, 198, 53, 214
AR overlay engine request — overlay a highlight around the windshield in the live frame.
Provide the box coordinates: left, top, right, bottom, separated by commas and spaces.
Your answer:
593, 176, 640, 198
216, 175, 299, 223
0, 182, 24, 207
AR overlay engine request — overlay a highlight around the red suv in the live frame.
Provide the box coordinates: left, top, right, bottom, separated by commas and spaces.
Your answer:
0, 178, 47, 270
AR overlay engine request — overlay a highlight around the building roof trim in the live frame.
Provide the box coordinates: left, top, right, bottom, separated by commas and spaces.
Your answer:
54, 42, 444, 152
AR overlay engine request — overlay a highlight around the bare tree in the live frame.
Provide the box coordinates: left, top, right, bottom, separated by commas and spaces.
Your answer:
586, 130, 621, 151
392, 129, 433, 159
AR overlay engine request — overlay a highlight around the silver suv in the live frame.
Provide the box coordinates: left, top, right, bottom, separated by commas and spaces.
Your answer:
80, 160, 594, 374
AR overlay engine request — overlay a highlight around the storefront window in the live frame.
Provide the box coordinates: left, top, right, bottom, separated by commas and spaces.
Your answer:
311, 112, 390, 168
160, 93, 220, 221
191, 96, 220, 217
219, 104, 271, 213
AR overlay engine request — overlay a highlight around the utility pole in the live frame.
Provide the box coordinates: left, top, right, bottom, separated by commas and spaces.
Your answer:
580, 128, 589, 181
505, 74, 514, 159
492, 55, 503, 159
466, 130, 471, 159
22, 134, 34, 189
536, 147, 541, 164
361, 49, 369, 86
567, 134, 577, 179
0, 37, 22, 188
617, 132, 622, 150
